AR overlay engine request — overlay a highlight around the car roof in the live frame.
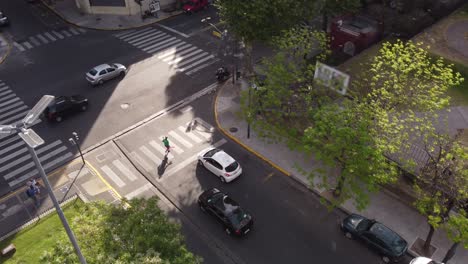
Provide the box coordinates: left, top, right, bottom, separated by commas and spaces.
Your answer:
92, 64, 111, 71
212, 151, 235, 167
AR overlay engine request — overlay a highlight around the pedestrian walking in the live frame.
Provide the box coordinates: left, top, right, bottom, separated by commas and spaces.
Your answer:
162, 136, 171, 153
26, 185, 40, 207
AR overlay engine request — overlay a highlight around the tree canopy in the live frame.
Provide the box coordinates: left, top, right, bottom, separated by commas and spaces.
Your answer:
40, 198, 201, 264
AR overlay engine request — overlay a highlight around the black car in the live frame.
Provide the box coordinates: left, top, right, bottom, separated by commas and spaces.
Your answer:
44, 95, 88, 122
0, 11, 9, 26
341, 214, 408, 263
198, 188, 253, 236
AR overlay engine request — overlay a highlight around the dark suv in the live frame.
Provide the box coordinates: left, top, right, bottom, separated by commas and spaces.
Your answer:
44, 95, 88, 122
198, 188, 253, 236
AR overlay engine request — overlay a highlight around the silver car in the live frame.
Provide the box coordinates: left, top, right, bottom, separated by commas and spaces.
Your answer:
86, 63, 127, 85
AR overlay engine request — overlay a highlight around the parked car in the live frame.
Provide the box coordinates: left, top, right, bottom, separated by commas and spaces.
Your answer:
86, 63, 126, 85
183, 0, 208, 14
197, 147, 242, 183
0, 11, 9, 26
198, 188, 253, 236
43, 95, 88, 122
410, 257, 443, 264
341, 214, 408, 263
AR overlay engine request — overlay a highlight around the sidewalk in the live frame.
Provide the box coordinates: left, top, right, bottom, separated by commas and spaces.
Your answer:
42, 0, 182, 30
214, 79, 468, 264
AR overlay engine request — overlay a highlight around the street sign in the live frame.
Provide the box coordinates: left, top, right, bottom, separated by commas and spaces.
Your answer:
149, 0, 160, 13
313, 62, 350, 95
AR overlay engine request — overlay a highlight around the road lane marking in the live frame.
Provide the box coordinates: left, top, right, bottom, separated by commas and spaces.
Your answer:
44, 32, 57, 41
149, 140, 174, 159
177, 126, 202, 143
61, 30, 72, 37
13, 42, 25, 52
28, 36, 41, 46
168, 131, 193, 148
157, 24, 190, 38
130, 151, 153, 172
158, 136, 184, 154
131, 32, 166, 46
175, 52, 209, 68
140, 146, 161, 164
114, 29, 136, 38
142, 36, 176, 51
163, 46, 199, 63
113, 160, 137, 181
69, 27, 80, 35
156, 43, 191, 59
101, 165, 126, 187
125, 183, 153, 199
86, 161, 123, 199
119, 28, 153, 40
36, 34, 49, 44
179, 56, 216, 73
52, 31, 64, 39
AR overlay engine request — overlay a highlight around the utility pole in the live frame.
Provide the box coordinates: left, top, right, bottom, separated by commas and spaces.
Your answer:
69, 132, 85, 164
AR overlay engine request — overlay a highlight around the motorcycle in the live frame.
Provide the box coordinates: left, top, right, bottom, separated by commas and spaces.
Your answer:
215, 67, 230, 82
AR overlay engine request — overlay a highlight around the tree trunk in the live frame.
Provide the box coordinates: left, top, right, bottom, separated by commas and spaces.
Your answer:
243, 43, 254, 79
423, 225, 435, 251
333, 173, 345, 197
322, 13, 328, 31
442, 242, 459, 263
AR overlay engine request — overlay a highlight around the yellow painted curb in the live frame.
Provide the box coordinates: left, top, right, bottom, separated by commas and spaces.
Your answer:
0, 33, 12, 65
41, 0, 183, 31
213, 83, 291, 177
85, 161, 123, 199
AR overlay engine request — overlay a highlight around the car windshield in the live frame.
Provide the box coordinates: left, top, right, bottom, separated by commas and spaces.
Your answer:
225, 161, 239, 172
204, 148, 221, 158
88, 69, 98, 76
227, 208, 250, 228
356, 219, 373, 232
111, 64, 119, 68
370, 223, 407, 252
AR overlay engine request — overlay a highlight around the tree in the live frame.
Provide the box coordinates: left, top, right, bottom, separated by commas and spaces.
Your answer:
413, 128, 468, 253
215, 0, 318, 76
317, 0, 361, 30
301, 101, 398, 210
442, 211, 468, 263
40, 198, 201, 264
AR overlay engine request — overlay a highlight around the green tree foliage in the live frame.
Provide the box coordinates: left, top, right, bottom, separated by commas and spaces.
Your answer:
442, 211, 468, 263
317, 0, 361, 30
40, 198, 201, 264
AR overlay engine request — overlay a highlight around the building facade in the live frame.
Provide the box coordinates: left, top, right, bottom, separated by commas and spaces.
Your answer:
74, 0, 176, 15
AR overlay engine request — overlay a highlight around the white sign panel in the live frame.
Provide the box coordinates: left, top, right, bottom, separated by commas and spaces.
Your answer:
149, 0, 160, 13
314, 62, 350, 95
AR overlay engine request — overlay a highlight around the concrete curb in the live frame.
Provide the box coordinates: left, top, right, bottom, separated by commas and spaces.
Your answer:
40, 0, 183, 31
0, 33, 12, 65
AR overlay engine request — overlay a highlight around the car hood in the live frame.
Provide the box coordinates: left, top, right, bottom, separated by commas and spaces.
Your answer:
71, 95, 87, 102
343, 214, 366, 230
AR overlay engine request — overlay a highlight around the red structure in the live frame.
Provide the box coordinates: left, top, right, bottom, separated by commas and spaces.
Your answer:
330, 15, 383, 56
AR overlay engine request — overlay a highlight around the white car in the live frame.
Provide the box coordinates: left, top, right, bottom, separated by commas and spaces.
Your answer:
410, 257, 443, 264
86, 63, 127, 85
197, 148, 242, 183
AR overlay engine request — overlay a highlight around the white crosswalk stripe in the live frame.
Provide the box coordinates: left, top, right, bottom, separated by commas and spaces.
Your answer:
0, 80, 73, 190
149, 140, 174, 159
112, 160, 137, 181
114, 27, 219, 76
140, 146, 161, 164
14, 28, 87, 52
168, 131, 193, 148
177, 126, 203, 143
102, 166, 126, 187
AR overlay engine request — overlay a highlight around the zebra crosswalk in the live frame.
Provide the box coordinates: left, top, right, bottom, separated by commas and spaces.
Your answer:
114, 28, 219, 76
96, 119, 227, 188
13, 27, 86, 52
0, 81, 73, 189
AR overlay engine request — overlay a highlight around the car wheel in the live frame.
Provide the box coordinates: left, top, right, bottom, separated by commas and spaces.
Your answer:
198, 159, 203, 166
225, 228, 231, 235
98, 79, 104, 85
55, 116, 62, 122
219, 176, 226, 183
344, 232, 353, 239
119, 71, 126, 77
382, 256, 390, 263
81, 105, 87, 111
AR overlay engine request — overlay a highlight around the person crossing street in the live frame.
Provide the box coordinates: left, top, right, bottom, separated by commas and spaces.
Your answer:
162, 136, 171, 154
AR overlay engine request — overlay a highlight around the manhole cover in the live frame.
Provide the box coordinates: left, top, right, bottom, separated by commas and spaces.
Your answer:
121, 103, 130, 109
229, 127, 238, 133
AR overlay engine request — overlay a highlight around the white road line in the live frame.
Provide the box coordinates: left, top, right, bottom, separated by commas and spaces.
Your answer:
0, 101, 24, 114
146, 39, 185, 54
0, 93, 16, 103
13, 42, 25, 52
0, 82, 6, 88
140, 146, 161, 164
0, 144, 66, 174
177, 126, 202, 143
149, 140, 174, 159
0, 97, 19, 108
179, 56, 216, 73
0, 105, 28, 119
113, 160, 137, 181
0, 147, 27, 164
120, 28, 153, 40
0, 89, 12, 97
0, 85, 8, 92
22, 41, 33, 49
125, 183, 152, 199
168, 131, 193, 148
157, 24, 190, 38
114, 29, 136, 38
77, 28, 87, 33
164, 139, 227, 178
159, 136, 184, 154
0, 110, 28, 124
36, 34, 49, 44
131, 32, 167, 46
162, 46, 198, 62
101, 165, 126, 187
127, 30, 163, 43
44, 32, 57, 41
8, 152, 73, 187
131, 151, 153, 172
142, 37, 176, 51
0, 135, 21, 148
29, 36, 41, 46
167, 50, 204, 65
52, 31, 64, 39
175, 52, 209, 68
69, 27, 80, 35
193, 129, 213, 139
61, 30, 72, 37
156, 43, 191, 59
186, 59, 219, 75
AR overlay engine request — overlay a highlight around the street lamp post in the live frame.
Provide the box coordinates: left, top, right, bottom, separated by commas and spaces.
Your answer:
69, 132, 84, 164
1, 95, 87, 264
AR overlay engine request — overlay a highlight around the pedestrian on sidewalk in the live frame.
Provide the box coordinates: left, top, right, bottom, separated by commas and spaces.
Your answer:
162, 136, 171, 154
26, 185, 40, 207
